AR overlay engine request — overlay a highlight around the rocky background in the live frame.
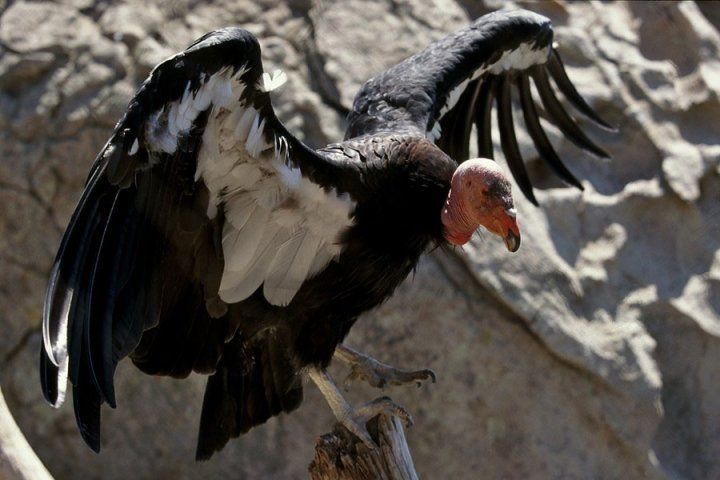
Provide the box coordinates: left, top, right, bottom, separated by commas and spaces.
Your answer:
1, 0, 719, 479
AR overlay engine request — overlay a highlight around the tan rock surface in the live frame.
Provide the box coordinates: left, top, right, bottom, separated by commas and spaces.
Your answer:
1, 1, 718, 479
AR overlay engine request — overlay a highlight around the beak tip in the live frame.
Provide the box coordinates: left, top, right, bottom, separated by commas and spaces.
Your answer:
504, 231, 521, 252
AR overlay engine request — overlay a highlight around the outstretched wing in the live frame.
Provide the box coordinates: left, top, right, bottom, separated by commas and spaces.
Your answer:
345, 9, 613, 205
40, 28, 359, 451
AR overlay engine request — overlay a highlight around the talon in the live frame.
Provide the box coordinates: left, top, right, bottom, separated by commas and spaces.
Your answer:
357, 396, 414, 429
309, 367, 415, 451
334, 344, 437, 390
419, 368, 436, 383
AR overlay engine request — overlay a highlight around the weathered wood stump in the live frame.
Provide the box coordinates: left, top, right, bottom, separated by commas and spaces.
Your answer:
309, 413, 418, 480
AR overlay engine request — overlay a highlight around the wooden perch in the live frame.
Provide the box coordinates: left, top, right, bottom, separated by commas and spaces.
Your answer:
309, 413, 419, 480
0, 387, 54, 480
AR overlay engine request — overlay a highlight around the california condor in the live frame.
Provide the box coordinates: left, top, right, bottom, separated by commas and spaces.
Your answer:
40, 9, 612, 459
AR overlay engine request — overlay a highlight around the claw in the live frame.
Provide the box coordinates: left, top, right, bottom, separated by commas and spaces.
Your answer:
335, 396, 414, 449
335, 345, 437, 390
415, 369, 436, 387
308, 366, 416, 450
357, 396, 414, 429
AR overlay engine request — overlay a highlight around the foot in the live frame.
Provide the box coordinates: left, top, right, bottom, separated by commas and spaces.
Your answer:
334, 344, 436, 390
307, 367, 414, 449
337, 396, 414, 449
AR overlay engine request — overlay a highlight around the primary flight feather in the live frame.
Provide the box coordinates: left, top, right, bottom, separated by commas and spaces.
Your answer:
40, 9, 611, 459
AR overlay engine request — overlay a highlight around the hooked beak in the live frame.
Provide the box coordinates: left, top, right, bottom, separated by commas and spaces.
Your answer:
501, 208, 521, 252
504, 229, 521, 252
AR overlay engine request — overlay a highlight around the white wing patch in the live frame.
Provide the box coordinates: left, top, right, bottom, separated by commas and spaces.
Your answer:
145, 66, 247, 155
184, 69, 356, 307
430, 41, 551, 137
259, 69, 288, 92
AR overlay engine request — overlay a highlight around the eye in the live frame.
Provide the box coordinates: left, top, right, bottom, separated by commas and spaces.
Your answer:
487, 183, 502, 197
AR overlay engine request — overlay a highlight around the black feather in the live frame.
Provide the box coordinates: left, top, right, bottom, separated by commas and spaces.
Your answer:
103, 136, 140, 188
42, 164, 107, 368
531, 65, 610, 159
448, 79, 480, 161
517, 74, 583, 190
67, 184, 115, 389
475, 76, 496, 159
75, 295, 103, 452
195, 334, 302, 460
39, 349, 60, 407
196, 368, 236, 461
547, 49, 615, 131
72, 364, 102, 453
85, 190, 122, 407
457, 79, 483, 162
497, 76, 538, 205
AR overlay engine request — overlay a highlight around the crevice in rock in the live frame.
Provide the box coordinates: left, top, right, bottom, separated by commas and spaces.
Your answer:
301, 4, 351, 120
2, 327, 38, 369
1, 253, 46, 279
431, 248, 596, 381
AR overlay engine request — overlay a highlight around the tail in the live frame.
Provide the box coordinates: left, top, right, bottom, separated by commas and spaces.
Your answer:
195, 332, 303, 460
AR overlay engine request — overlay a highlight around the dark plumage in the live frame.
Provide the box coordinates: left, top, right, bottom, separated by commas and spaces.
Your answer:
40, 9, 610, 459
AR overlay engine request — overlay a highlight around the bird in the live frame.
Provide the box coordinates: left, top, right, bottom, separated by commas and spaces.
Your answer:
39, 9, 612, 460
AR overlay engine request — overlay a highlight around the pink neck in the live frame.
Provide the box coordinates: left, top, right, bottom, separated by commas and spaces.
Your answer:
441, 193, 477, 245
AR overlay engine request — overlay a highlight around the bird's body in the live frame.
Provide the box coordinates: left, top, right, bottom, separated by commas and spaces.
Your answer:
193, 134, 455, 456
40, 9, 611, 459
284, 137, 454, 363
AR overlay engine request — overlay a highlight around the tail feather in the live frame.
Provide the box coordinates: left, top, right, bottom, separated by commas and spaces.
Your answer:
195, 334, 303, 461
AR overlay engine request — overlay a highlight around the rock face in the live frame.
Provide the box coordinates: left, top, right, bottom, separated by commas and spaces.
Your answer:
1, 1, 719, 479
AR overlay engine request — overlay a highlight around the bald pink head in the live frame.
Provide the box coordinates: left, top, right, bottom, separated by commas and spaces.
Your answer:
441, 158, 521, 252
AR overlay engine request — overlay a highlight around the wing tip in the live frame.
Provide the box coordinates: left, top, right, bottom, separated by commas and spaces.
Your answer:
80, 429, 102, 453
104, 388, 117, 409
547, 48, 618, 133
526, 190, 540, 207
195, 445, 215, 462
599, 122, 619, 134
588, 145, 612, 161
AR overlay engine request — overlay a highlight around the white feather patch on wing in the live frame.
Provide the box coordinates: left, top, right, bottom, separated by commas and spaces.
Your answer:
427, 122, 442, 143
128, 138, 139, 156
308, 243, 337, 277
234, 107, 258, 141
246, 115, 269, 157
146, 109, 176, 154
221, 205, 270, 272
44, 356, 68, 408
263, 229, 320, 306
259, 69, 288, 92
145, 67, 246, 155
428, 41, 551, 139
190, 67, 355, 306
219, 223, 291, 303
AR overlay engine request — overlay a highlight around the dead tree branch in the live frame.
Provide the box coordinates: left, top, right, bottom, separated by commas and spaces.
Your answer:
0, 386, 54, 480
309, 413, 419, 480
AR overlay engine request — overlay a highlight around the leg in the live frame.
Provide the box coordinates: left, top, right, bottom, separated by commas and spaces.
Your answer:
334, 344, 436, 390
307, 366, 412, 448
